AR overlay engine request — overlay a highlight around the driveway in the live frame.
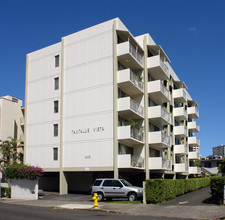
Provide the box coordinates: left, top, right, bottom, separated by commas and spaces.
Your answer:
160, 186, 215, 206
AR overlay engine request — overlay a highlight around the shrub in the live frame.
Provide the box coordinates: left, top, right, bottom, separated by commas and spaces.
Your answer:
210, 176, 225, 204
5, 163, 44, 181
145, 177, 211, 203
1, 187, 11, 198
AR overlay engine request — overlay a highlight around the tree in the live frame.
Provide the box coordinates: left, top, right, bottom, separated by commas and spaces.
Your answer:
218, 158, 225, 174
0, 137, 24, 185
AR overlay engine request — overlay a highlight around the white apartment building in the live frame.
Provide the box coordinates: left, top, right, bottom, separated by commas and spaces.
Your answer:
25, 18, 200, 194
0, 95, 24, 141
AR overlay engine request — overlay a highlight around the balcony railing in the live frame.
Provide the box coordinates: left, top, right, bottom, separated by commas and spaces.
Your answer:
130, 127, 143, 142
129, 43, 144, 65
188, 121, 200, 132
173, 88, 187, 103
188, 136, 200, 146
160, 59, 169, 76
130, 70, 144, 91
173, 107, 188, 120
130, 98, 144, 117
174, 126, 188, 137
174, 145, 188, 154
161, 108, 170, 122
118, 154, 144, 168
149, 131, 170, 147
174, 163, 188, 172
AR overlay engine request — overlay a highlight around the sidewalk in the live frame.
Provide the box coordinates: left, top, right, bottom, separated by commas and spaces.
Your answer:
1, 188, 225, 220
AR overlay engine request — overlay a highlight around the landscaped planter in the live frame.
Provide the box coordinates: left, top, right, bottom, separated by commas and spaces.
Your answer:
11, 178, 38, 200
5, 164, 43, 200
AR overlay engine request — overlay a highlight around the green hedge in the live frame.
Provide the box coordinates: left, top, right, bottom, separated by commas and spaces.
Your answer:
145, 177, 211, 203
210, 176, 225, 204
1, 187, 11, 198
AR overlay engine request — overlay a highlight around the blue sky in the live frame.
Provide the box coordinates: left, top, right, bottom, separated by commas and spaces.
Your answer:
1, 0, 225, 157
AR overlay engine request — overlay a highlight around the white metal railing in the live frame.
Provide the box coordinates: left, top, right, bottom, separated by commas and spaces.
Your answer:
132, 156, 144, 168
130, 70, 144, 91
183, 89, 187, 101
160, 83, 170, 99
130, 98, 144, 116
130, 127, 143, 142
160, 59, 169, 76
129, 43, 144, 65
185, 164, 189, 172
184, 109, 188, 119
161, 108, 170, 122
161, 132, 170, 145
162, 159, 171, 169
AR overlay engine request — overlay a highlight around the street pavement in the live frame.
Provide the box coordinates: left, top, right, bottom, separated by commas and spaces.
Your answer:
1, 187, 225, 219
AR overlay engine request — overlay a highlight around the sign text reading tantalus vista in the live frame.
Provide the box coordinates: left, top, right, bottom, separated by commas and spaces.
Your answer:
71, 127, 104, 135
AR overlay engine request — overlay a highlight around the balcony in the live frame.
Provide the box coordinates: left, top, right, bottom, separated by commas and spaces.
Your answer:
174, 126, 187, 137
173, 107, 188, 120
118, 69, 144, 96
174, 145, 188, 154
118, 126, 144, 146
174, 163, 188, 173
118, 97, 144, 119
118, 154, 144, 169
147, 55, 170, 80
189, 151, 200, 159
148, 106, 171, 126
187, 107, 199, 119
189, 167, 201, 174
148, 80, 170, 104
149, 131, 170, 148
149, 157, 172, 170
188, 121, 200, 132
188, 136, 200, 146
117, 41, 143, 70
173, 88, 187, 103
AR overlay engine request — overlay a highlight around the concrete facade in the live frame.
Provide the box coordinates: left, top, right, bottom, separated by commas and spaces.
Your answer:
0, 95, 24, 141
25, 18, 200, 194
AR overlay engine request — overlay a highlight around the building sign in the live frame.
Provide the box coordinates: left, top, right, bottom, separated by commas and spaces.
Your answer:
72, 127, 104, 135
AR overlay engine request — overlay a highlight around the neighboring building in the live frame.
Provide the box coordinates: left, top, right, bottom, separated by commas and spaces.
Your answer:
0, 95, 24, 141
25, 18, 200, 194
213, 145, 225, 158
201, 145, 224, 175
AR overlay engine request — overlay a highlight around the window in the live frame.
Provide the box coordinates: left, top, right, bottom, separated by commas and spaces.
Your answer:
54, 100, 59, 113
113, 180, 123, 187
53, 124, 58, 137
55, 55, 59, 67
53, 147, 58, 160
103, 180, 113, 187
54, 77, 59, 90
93, 180, 102, 186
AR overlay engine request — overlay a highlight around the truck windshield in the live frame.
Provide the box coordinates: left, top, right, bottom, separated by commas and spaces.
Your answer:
121, 179, 132, 186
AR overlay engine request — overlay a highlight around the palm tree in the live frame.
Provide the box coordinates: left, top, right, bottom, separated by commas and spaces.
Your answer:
0, 137, 24, 185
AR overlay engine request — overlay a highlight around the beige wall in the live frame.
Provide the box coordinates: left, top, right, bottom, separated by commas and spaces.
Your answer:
0, 95, 24, 141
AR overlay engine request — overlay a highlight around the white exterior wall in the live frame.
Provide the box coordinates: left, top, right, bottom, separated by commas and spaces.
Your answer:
26, 43, 61, 168
0, 96, 23, 141
63, 20, 114, 169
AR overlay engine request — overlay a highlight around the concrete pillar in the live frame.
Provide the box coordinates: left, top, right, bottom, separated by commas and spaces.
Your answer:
113, 20, 118, 179
59, 171, 68, 195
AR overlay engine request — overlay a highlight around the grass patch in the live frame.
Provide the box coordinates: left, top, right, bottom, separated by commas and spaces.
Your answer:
103, 200, 142, 204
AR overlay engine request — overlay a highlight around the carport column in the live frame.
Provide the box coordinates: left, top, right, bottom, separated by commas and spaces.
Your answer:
144, 36, 150, 179
113, 20, 119, 179
59, 37, 68, 194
